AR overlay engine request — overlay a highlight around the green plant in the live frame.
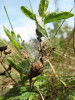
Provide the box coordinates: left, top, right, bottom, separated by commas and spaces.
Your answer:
0, 0, 74, 100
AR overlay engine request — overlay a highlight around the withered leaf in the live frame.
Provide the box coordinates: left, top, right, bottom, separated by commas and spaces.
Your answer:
0, 46, 7, 52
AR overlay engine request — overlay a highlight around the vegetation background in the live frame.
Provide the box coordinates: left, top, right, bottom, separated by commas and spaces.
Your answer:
0, 0, 75, 100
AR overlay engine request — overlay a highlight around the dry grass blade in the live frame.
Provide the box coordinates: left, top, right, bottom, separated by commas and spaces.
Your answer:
46, 59, 58, 78
33, 86, 44, 100
46, 59, 67, 86
54, 50, 75, 61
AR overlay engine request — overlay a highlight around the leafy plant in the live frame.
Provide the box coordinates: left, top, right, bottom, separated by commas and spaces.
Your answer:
0, 0, 74, 100
3, 26, 22, 49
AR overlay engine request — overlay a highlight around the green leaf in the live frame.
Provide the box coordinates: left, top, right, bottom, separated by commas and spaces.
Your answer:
60, 80, 67, 87
21, 92, 34, 99
11, 30, 21, 48
7, 59, 23, 74
21, 6, 36, 20
0, 88, 37, 100
36, 15, 48, 38
39, 0, 49, 17
0, 86, 27, 100
3, 26, 21, 49
18, 59, 31, 73
44, 11, 74, 24
29, 94, 37, 100
3, 26, 12, 40
34, 81, 43, 87
17, 34, 21, 38
7, 59, 31, 75
4, 27, 19, 48
36, 74, 46, 81
0, 97, 4, 100
11, 30, 16, 37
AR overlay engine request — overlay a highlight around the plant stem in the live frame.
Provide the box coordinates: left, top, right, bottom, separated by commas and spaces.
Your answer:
0, 37, 23, 60
51, 6, 75, 41
1, 62, 18, 85
3, 0, 13, 30
73, 1, 75, 52
29, 78, 32, 91
33, 86, 44, 100
29, 0, 33, 12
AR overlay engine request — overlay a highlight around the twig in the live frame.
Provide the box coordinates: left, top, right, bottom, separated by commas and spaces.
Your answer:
0, 37, 23, 60
1, 62, 18, 85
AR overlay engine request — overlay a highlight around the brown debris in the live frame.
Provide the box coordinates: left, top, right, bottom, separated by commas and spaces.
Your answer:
0, 71, 6, 76
29, 46, 55, 79
40, 44, 55, 56
29, 61, 44, 79
0, 65, 11, 76
21, 51, 29, 59
0, 57, 3, 62
29, 55, 46, 79
0, 46, 7, 52
6, 65, 12, 71
3, 50, 11, 55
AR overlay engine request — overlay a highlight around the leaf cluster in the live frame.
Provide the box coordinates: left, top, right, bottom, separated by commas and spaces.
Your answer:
1, 0, 74, 100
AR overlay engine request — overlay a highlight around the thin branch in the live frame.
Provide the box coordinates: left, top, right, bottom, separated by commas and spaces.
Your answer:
29, 0, 33, 12
1, 61, 19, 85
0, 37, 23, 60
0, 53, 18, 85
